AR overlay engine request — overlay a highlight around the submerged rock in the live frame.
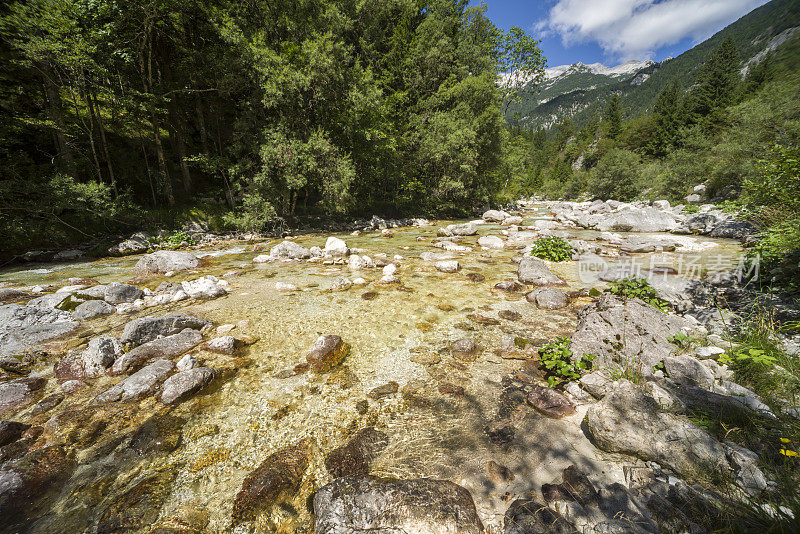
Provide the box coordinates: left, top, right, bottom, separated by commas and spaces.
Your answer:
0, 378, 46, 412
134, 250, 200, 276
55, 336, 123, 380
129, 413, 186, 455
307, 335, 349, 372
526, 385, 577, 419
103, 282, 144, 304
435, 260, 461, 273
160, 367, 216, 405
314, 475, 484, 534
120, 313, 209, 345
478, 235, 505, 249
232, 438, 312, 524
504, 497, 576, 534
324, 427, 389, 478
204, 336, 238, 355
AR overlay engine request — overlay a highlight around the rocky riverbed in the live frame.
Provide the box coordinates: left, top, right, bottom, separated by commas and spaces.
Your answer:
0, 200, 795, 533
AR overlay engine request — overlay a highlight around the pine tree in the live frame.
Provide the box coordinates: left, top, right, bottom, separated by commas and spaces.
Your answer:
687, 36, 740, 120
603, 94, 622, 140
648, 79, 681, 156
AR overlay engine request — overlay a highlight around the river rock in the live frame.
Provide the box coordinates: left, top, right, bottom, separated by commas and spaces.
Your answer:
120, 313, 210, 345
503, 216, 523, 226
330, 277, 353, 291
0, 304, 79, 358
307, 335, 349, 372
0, 378, 46, 412
569, 294, 692, 376
324, 237, 349, 257
160, 367, 216, 404
439, 222, 478, 237
587, 380, 730, 479
269, 240, 311, 259
232, 438, 312, 524
434, 240, 473, 252
420, 252, 455, 262
526, 287, 568, 309
129, 413, 186, 455
595, 207, 679, 233
483, 210, 511, 222
275, 282, 299, 291
95, 359, 175, 403
348, 255, 365, 270
0, 288, 31, 303
504, 496, 576, 534
478, 235, 505, 249
368, 381, 399, 399
435, 260, 460, 273
58, 337, 123, 380
181, 276, 228, 299
204, 335, 238, 354
0, 421, 30, 448
0, 446, 76, 529
314, 475, 484, 534
495, 280, 525, 292
325, 427, 389, 478
518, 256, 564, 286
112, 329, 203, 374
108, 232, 150, 256
527, 385, 577, 419
103, 282, 144, 304
134, 250, 200, 275
72, 299, 116, 320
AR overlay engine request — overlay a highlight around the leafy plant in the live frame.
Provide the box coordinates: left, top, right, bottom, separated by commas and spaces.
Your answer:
719, 347, 778, 366
538, 336, 597, 387
149, 230, 197, 249
529, 236, 575, 262
605, 277, 670, 312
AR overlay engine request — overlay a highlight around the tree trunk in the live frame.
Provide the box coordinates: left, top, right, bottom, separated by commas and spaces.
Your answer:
90, 85, 117, 195
42, 67, 73, 167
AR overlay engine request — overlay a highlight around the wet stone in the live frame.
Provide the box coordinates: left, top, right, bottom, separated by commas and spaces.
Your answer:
499, 310, 521, 321
526, 385, 577, 419
467, 314, 500, 325
437, 382, 465, 396
355, 399, 369, 415
129, 413, 186, 455
484, 423, 515, 447
160, 367, 216, 405
361, 291, 379, 300
232, 438, 312, 524
95, 467, 178, 533
367, 381, 399, 400
314, 475, 484, 534
0, 420, 30, 447
504, 497, 577, 534
466, 273, 486, 282
324, 427, 389, 478
307, 334, 349, 373
486, 460, 515, 484
120, 313, 210, 346
203, 335, 238, 355
495, 280, 525, 292
410, 353, 441, 365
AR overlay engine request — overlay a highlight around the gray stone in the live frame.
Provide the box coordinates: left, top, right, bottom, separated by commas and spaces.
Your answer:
420, 252, 456, 262
323, 237, 349, 257
0, 304, 79, 358
269, 240, 311, 259
160, 367, 216, 404
180, 276, 227, 299
569, 294, 693, 376
134, 251, 200, 276
663, 355, 715, 388
0, 378, 46, 411
112, 329, 203, 374
80, 337, 123, 377
108, 232, 150, 256
527, 287, 568, 309
595, 207, 679, 233
95, 359, 175, 403
478, 235, 505, 249
204, 336, 238, 355
435, 260, 460, 273
103, 282, 144, 304
482, 210, 511, 222
314, 475, 484, 534
120, 313, 210, 345
72, 299, 115, 320
587, 380, 731, 479
518, 256, 564, 286
439, 222, 478, 237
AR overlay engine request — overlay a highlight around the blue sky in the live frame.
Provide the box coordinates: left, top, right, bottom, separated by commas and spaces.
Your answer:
473, 0, 770, 66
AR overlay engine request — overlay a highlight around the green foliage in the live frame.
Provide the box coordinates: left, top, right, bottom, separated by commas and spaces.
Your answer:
605, 277, 670, 312
538, 336, 597, 387
603, 94, 622, 140
667, 332, 694, 350
148, 230, 197, 249
589, 149, 642, 200
529, 236, 574, 262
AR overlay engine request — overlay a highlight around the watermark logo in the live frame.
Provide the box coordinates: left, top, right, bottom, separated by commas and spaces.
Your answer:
577, 252, 759, 284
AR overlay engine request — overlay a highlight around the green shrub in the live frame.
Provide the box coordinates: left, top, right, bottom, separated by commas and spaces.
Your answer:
529, 236, 574, 262
604, 277, 670, 311
589, 148, 642, 201
538, 336, 597, 387
149, 230, 198, 249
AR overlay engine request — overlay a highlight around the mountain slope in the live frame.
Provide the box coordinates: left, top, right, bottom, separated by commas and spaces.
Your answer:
509, 0, 800, 130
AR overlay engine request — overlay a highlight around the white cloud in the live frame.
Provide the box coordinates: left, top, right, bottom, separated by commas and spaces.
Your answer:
540, 0, 769, 60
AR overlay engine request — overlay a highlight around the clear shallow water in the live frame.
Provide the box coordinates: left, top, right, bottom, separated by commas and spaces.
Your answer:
2, 206, 745, 533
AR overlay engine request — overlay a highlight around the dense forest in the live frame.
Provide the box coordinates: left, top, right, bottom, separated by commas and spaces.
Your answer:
0, 0, 543, 252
